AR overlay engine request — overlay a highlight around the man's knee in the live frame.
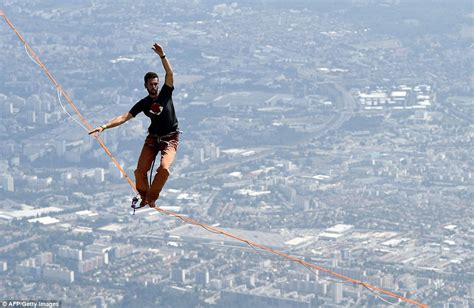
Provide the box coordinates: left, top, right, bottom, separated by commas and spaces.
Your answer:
134, 167, 148, 177
157, 164, 170, 176
135, 160, 153, 174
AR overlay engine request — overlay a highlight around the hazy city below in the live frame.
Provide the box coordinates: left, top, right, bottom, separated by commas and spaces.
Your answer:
0, 0, 473, 307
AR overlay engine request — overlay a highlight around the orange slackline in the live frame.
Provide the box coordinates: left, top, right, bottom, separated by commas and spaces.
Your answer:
2, 11, 428, 307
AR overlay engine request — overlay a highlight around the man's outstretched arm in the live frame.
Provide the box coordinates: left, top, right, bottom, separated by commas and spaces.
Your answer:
152, 42, 173, 87
88, 111, 133, 135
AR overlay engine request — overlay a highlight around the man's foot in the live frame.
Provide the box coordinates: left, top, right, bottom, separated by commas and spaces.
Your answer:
138, 200, 148, 208
148, 201, 156, 208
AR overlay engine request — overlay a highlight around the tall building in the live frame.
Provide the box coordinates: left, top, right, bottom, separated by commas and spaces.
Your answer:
94, 168, 105, 183
43, 264, 74, 283
58, 246, 83, 260
332, 283, 343, 304
171, 267, 186, 284
85, 243, 112, 265
0, 174, 14, 192
195, 270, 210, 286
112, 244, 134, 259
77, 255, 104, 274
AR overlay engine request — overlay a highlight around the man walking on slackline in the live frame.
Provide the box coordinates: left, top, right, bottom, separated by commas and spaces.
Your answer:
89, 42, 179, 208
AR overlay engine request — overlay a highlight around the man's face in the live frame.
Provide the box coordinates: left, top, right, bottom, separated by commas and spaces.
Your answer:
145, 77, 159, 96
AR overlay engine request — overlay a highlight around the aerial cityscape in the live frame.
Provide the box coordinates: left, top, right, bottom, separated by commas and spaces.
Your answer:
0, 0, 472, 307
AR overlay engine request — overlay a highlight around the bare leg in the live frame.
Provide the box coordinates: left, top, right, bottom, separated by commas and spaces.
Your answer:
147, 136, 179, 206
134, 137, 158, 204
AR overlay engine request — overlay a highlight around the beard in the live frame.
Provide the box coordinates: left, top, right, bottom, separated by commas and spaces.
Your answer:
147, 88, 158, 96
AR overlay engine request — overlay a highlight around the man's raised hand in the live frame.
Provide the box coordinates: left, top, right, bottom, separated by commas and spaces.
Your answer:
152, 42, 165, 57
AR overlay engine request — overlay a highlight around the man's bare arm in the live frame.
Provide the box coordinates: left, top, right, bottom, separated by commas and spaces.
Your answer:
88, 112, 133, 135
152, 42, 174, 87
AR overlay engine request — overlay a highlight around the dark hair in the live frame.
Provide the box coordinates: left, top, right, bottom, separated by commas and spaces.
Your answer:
144, 72, 159, 84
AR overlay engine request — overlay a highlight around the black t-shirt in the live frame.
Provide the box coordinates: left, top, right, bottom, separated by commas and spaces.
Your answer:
129, 84, 178, 136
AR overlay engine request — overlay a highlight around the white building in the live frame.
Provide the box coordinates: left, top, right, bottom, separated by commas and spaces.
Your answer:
43, 264, 74, 283
0, 174, 14, 192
